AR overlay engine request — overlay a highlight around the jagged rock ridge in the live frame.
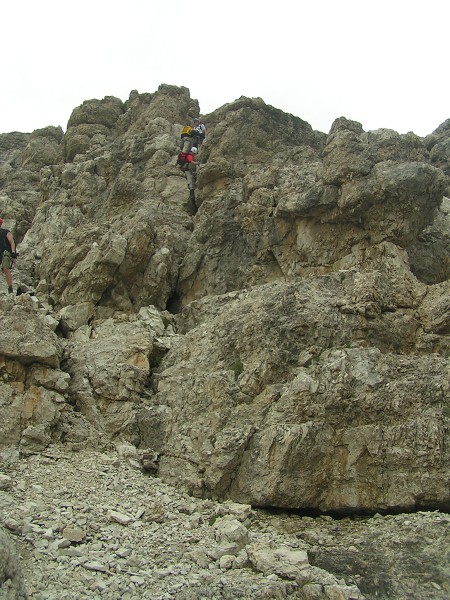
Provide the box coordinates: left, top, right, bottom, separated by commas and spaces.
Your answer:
0, 84, 449, 599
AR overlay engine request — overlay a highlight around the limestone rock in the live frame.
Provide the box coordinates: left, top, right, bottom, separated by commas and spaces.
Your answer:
21, 126, 64, 170
156, 269, 449, 511
0, 528, 28, 599
0, 300, 62, 368
213, 516, 249, 548
0, 83, 448, 599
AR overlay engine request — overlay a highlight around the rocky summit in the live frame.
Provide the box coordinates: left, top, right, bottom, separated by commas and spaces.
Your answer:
0, 84, 448, 599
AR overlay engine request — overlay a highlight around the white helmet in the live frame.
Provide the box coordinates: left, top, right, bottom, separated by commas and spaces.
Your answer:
191, 147, 198, 154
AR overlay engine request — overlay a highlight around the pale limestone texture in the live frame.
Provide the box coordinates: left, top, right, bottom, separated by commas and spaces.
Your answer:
0, 84, 448, 599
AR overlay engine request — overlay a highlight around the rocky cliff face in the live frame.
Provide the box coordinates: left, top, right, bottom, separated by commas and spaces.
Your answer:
0, 83, 449, 598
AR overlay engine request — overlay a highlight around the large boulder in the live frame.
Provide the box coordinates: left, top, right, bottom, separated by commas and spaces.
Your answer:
0, 528, 27, 599
155, 268, 449, 512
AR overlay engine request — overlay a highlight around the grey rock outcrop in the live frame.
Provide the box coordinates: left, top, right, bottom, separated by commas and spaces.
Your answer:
156, 271, 449, 511
1, 85, 449, 513
0, 528, 27, 599
0, 83, 448, 599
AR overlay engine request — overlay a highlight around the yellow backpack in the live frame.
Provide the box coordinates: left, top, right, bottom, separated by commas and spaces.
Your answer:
180, 125, 193, 138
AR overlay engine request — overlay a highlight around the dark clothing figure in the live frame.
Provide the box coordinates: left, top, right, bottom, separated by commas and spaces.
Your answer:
0, 218, 17, 294
192, 118, 206, 148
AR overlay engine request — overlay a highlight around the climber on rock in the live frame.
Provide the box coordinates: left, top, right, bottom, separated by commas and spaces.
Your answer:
178, 146, 199, 212
0, 218, 17, 295
192, 118, 206, 149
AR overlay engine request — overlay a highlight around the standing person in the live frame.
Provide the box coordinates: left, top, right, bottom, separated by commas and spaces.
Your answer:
0, 218, 17, 294
179, 147, 199, 213
192, 118, 206, 148
183, 147, 199, 197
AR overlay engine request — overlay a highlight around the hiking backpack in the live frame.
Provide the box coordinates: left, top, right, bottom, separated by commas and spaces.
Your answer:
192, 125, 206, 140
180, 126, 193, 154
180, 125, 193, 138
176, 152, 189, 166
0, 228, 12, 253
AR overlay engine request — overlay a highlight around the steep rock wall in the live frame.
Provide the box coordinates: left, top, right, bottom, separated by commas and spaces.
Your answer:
0, 85, 448, 515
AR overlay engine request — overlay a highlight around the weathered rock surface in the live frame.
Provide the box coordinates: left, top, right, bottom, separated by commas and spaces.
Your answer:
1, 449, 448, 600
0, 83, 448, 598
0, 528, 27, 599
156, 272, 449, 511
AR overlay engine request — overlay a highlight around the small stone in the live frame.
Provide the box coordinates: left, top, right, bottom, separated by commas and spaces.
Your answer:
431, 582, 442, 590
43, 527, 54, 540
208, 543, 239, 560
155, 567, 173, 577
83, 561, 108, 572
52, 538, 71, 549
107, 510, 133, 525
4, 518, 21, 533
219, 554, 234, 570
93, 581, 107, 592
134, 507, 145, 519
60, 548, 84, 557
90, 542, 103, 551
214, 518, 249, 548
63, 526, 86, 542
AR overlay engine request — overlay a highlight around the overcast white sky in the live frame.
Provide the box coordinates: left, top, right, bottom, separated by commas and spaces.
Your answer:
1, 0, 448, 137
